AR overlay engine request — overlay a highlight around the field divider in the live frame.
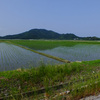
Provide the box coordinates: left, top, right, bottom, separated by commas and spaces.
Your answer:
6, 41, 71, 63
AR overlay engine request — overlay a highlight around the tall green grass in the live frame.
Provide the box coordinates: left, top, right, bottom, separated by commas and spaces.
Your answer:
1, 40, 100, 99
0, 60, 100, 99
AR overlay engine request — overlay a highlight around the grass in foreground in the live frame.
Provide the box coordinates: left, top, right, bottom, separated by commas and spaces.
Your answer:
0, 60, 100, 99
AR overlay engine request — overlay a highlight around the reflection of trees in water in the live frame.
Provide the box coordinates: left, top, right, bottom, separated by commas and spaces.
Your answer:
39, 44, 100, 62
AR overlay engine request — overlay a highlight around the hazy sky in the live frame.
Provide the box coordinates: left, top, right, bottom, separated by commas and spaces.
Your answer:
0, 0, 100, 37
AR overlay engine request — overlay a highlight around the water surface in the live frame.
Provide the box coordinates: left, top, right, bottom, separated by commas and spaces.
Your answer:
38, 44, 100, 61
0, 43, 63, 71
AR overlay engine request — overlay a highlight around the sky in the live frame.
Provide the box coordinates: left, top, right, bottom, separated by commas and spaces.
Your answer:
0, 0, 100, 37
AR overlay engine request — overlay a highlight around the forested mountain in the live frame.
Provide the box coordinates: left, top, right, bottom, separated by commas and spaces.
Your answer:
1, 29, 79, 40
2, 29, 60, 39
0, 29, 99, 40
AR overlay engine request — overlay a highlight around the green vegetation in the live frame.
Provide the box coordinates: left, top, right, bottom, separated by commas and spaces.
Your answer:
6, 41, 70, 63
0, 60, 100, 99
0, 42, 64, 71
8, 39, 100, 50
0, 40, 100, 99
7, 40, 77, 50
0, 29, 79, 40
0, 29, 100, 40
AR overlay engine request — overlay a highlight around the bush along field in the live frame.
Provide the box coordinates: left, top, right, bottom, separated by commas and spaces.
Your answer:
0, 40, 100, 99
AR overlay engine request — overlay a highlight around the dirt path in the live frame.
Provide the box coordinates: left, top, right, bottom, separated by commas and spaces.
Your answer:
80, 94, 100, 100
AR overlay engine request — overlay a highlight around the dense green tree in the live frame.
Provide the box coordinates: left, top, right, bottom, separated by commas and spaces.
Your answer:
0, 29, 100, 40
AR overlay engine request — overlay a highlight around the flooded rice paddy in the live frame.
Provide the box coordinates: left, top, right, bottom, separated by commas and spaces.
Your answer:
0, 43, 62, 71
1, 42, 100, 71
38, 44, 100, 61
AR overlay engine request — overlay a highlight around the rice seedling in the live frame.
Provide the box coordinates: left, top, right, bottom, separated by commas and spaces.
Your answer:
0, 42, 63, 71
0, 40, 100, 99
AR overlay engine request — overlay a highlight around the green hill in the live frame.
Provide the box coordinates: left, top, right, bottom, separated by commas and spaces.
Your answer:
2, 29, 79, 40
0, 29, 99, 40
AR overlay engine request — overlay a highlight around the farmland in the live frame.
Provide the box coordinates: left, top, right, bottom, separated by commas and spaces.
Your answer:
38, 44, 100, 61
9, 40, 100, 61
0, 42, 62, 71
0, 40, 100, 99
